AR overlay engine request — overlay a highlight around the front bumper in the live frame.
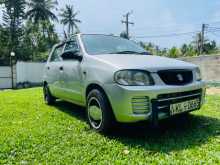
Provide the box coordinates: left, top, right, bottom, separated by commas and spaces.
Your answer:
104, 81, 206, 123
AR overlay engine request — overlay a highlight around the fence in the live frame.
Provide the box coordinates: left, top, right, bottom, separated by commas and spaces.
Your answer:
16, 61, 45, 85
0, 61, 45, 89
0, 66, 12, 89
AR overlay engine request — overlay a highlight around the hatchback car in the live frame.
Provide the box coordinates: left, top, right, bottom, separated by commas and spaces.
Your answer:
43, 34, 206, 133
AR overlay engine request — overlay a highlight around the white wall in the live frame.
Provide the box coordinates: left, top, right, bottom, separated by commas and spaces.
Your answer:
16, 61, 45, 83
0, 66, 12, 89
0, 66, 11, 77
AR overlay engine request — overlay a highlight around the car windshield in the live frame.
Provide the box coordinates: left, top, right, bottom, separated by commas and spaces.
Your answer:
81, 34, 149, 55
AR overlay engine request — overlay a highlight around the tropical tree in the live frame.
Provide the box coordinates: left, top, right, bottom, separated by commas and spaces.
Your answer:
0, 25, 10, 65
181, 44, 188, 56
140, 42, 158, 55
60, 5, 81, 36
180, 43, 197, 57
2, 0, 26, 63
168, 46, 181, 58
203, 40, 217, 54
26, 0, 58, 24
22, 20, 59, 61
26, 0, 58, 36
186, 44, 197, 56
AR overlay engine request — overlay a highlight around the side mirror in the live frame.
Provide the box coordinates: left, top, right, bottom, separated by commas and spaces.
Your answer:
61, 51, 83, 61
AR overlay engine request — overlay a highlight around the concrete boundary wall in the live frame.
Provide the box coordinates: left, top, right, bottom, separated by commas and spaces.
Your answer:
16, 61, 45, 84
180, 55, 220, 82
0, 66, 16, 89
1, 62, 45, 89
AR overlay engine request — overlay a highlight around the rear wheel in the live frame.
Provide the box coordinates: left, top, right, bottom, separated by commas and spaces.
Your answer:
86, 89, 115, 133
43, 84, 55, 105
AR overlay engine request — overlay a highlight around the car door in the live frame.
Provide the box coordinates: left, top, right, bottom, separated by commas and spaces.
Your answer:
45, 44, 65, 98
59, 37, 84, 104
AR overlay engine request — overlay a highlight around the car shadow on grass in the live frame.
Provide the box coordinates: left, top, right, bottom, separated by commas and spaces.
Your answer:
106, 115, 220, 153
53, 101, 87, 122
53, 101, 220, 153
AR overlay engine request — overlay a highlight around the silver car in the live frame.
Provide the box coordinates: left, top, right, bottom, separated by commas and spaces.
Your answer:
43, 34, 206, 133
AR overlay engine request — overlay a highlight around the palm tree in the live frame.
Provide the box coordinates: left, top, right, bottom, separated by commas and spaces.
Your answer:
60, 5, 81, 36
26, 0, 58, 24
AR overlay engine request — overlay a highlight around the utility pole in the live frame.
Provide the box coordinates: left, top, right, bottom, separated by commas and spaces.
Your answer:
200, 23, 208, 55
122, 11, 134, 39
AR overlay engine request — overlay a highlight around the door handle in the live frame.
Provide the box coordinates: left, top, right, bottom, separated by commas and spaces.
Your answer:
47, 66, 50, 70
59, 66, 64, 71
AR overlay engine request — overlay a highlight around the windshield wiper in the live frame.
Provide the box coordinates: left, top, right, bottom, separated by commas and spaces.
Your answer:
109, 51, 149, 55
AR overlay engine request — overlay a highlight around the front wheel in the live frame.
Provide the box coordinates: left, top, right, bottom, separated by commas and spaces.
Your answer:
86, 89, 115, 133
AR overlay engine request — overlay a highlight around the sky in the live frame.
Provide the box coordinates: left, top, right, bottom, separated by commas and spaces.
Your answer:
57, 0, 220, 48
1, 0, 220, 48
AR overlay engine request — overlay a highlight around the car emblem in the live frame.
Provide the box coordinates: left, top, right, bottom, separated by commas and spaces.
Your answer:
177, 74, 184, 81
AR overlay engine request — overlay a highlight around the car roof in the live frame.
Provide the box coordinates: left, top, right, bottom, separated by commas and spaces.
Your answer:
55, 33, 121, 47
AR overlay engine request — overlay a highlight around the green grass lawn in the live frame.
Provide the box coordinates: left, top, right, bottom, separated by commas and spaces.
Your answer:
0, 88, 220, 165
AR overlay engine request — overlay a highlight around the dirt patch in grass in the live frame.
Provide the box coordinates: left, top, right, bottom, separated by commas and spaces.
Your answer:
207, 87, 220, 95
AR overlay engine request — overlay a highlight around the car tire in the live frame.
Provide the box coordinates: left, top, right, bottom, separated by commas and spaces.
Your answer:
43, 84, 56, 105
86, 89, 115, 133
178, 112, 190, 119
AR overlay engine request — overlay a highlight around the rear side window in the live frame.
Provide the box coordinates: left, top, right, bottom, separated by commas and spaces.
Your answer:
50, 45, 64, 62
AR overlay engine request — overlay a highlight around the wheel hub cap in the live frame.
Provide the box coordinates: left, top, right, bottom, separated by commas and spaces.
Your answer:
89, 105, 102, 121
88, 97, 103, 129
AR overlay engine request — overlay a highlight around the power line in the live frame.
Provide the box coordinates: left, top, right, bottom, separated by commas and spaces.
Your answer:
133, 31, 200, 39
207, 27, 220, 31
209, 31, 220, 37
134, 20, 220, 32
134, 22, 220, 39
134, 23, 200, 32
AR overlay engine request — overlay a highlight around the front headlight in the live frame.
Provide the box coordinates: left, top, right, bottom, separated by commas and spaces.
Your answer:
195, 68, 202, 81
114, 70, 154, 86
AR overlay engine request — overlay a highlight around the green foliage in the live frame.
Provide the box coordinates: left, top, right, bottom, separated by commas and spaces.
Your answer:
140, 42, 168, 56
140, 37, 218, 58
191, 33, 217, 55
26, 0, 58, 24
0, 0, 59, 63
168, 46, 181, 58
0, 88, 220, 164
22, 20, 59, 61
60, 5, 81, 35
1, 0, 26, 64
0, 26, 10, 65
203, 40, 218, 54
181, 44, 197, 57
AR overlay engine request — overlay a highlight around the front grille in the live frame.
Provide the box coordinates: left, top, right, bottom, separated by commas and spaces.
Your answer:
156, 89, 202, 113
132, 96, 150, 114
158, 70, 193, 85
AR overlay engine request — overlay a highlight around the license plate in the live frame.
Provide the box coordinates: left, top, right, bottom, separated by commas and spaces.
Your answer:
170, 98, 200, 116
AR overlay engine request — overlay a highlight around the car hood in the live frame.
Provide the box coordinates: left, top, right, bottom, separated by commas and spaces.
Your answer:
93, 54, 197, 72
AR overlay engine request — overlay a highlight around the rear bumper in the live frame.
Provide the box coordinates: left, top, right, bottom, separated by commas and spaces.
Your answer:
104, 81, 206, 123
